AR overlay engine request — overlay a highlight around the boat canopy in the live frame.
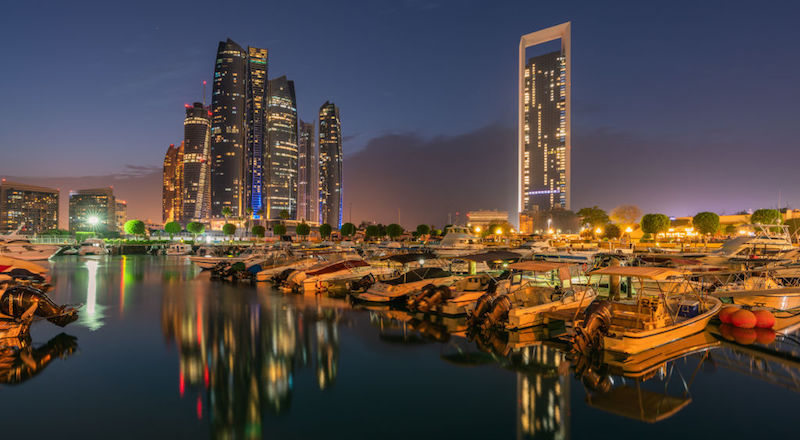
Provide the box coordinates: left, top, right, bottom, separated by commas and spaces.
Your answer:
508, 261, 575, 272
456, 250, 521, 263
382, 252, 436, 264
588, 266, 687, 280
383, 267, 451, 285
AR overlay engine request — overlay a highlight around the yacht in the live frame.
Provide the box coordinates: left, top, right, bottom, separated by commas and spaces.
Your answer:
351, 267, 460, 303
78, 238, 109, 256
428, 226, 484, 257
166, 243, 193, 256
188, 246, 268, 270
0, 238, 62, 261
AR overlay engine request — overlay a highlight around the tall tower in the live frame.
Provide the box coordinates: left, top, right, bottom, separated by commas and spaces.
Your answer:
162, 142, 184, 222
265, 76, 298, 220
211, 39, 247, 217
318, 101, 342, 228
246, 47, 268, 216
519, 22, 571, 216
297, 119, 317, 223
182, 102, 212, 222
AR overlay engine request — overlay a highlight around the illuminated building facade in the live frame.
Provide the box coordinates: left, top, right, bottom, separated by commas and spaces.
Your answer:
68, 187, 116, 232
115, 200, 127, 232
519, 22, 571, 215
211, 39, 248, 218
265, 76, 298, 219
466, 210, 509, 230
297, 120, 317, 223
0, 181, 59, 234
246, 47, 268, 215
162, 142, 184, 223
182, 102, 212, 222
318, 101, 342, 228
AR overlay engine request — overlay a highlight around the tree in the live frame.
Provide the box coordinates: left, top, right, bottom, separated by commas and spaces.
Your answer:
164, 221, 181, 239
279, 209, 290, 221
341, 222, 356, 237
692, 212, 720, 240
222, 223, 236, 241
750, 209, 781, 225
319, 223, 332, 239
245, 207, 253, 231
724, 224, 738, 236
784, 218, 800, 240
187, 222, 205, 239
387, 223, 404, 239
641, 214, 670, 243
577, 206, 609, 228
273, 224, 286, 236
603, 224, 621, 240
124, 220, 146, 239
296, 222, 310, 238
221, 206, 232, 221
610, 205, 642, 225
415, 224, 430, 237
251, 225, 265, 238
365, 224, 380, 240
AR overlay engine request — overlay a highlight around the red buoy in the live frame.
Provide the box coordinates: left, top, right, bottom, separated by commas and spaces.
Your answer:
719, 306, 740, 324
731, 309, 757, 329
753, 309, 776, 329
731, 326, 757, 345
755, 328, 776, 345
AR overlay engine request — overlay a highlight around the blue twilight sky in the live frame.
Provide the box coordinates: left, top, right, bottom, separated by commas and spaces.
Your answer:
1, 0, 799, 226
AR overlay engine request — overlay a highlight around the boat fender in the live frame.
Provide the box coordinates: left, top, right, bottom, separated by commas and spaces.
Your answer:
719, 306, 740, 324
730, 309, 757, 329
752, 309, 775, 329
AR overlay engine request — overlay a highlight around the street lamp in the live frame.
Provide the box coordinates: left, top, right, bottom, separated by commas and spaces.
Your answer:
87, 216, 99, 226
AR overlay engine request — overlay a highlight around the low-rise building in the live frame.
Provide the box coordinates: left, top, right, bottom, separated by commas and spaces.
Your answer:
466, 210, 509, 230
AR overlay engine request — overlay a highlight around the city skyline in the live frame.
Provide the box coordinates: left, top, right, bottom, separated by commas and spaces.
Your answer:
2, 1, 800, 228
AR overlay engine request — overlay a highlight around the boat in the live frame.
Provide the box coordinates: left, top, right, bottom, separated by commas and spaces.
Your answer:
571, 266, 721, 355
188, 246, 268, 270
351, 267, 460, 303
165, 242, 193, 256
78, 238, 109, 256
467, 261, 595, 330
0, 238, 62, 261
255, 257, 319, 282
428, 226, 484, 257
281, 257, 394, 294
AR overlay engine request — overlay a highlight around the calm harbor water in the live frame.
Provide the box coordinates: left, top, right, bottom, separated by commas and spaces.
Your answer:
2, 255, 799, 439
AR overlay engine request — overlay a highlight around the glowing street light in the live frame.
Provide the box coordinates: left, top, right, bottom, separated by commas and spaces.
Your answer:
595, 227, 603, 235
475, 226, 482, 233
87, 215, 100, 226
625, 226, 633, 233
495, 228, 503, 235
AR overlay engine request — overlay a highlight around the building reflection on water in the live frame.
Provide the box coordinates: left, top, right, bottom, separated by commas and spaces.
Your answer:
516, 346, 569, 440
160, 286, 343, 438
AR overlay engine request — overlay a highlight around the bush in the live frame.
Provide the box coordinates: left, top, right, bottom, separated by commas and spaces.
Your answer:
124, 220, 146, 237
187, 222, 205, 238
273, 224, 286, 236
365, 225, 380, 239
296, 222, 310, 237
341, 222, 356, 237
416, 224, 430, 236
603, 224, 621, 240
387, 223, 404, 239
319, 223, 332, 238
222, 223, 236, 237
692, 212, 720, 237
251, 225, 266, 238
164, 221, 182, 238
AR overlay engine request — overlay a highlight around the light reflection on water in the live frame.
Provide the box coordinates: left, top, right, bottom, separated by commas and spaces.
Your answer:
2, 256, 800, 439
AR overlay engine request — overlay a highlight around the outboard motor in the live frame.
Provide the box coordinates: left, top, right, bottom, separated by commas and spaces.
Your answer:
571, 299, 614, 356
407, 284, 437, 311
0, 285, 78, 327
271, 268, 296, 285
414, 286, 451, 313
349, 274, 376, 292
481, 294, 513, 330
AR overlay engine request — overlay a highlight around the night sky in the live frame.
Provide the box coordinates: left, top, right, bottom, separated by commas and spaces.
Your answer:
2, 0, 799, 228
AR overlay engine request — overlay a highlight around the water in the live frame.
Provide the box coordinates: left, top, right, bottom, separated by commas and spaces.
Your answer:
2, 256, 800, 439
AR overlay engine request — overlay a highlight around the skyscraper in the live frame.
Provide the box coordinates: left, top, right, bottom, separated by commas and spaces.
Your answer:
211, 39, 248, 218
162, 142, 184, 223
297, 120, 317, 223
69, 187, 115, 232
0, 181, 59, 234
318, 101, 342, 228
265, 76, 298, 220
182, 102, 212, 222
246, 47, 268, 215
519, 22, 571, 216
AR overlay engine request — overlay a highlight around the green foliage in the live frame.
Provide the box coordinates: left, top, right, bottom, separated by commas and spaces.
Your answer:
341, 222, 356, 237
603, 224, 621, 240
609, 205, 642, 225
365, 224, 380, 239
296, 222, 310, 237
186, 222, 205, 237
164, 221, 182, 238
724, 224, 738, 235
251, 225, 266, 237
750, 209, 781, 225
640, 214, 670, 240
319, 223, 332, 238
692, 212, 720, 236
784, 218, 800, 237
430, 229, 441, 237
273, 224, 286, 236
387, 223, 404, 239
124, 219, 146, 236
577, 206, 609, 227
279, 209, 290, 220
75, 231, 96, 243
221, 206, 232, 219
416, 224, 430, 236
41, 229, 70, 236
222, 223, 236, 237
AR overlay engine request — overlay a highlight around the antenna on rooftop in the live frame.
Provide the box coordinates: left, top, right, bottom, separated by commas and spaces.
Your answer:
202, 80, 207, 107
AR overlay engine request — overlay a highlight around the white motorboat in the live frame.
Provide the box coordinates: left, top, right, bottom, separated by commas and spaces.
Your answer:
188, 246, 269, 270
428, 226, 484, 257
166, 243, 193, 256
256, 257, 319, 282
351, 267, 461, 303
282, 258, 395, 294
0, 239, 62, 261
78, 238, 109, 256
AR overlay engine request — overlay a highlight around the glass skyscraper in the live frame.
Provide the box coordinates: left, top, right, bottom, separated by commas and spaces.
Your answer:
318, 101, 342, 228
265, 76, 298, 220
182, 102, 212, 222
246, 47, 268, 215
297, 120, 317, 223
211, 39, 247, 218
162, 142, 184, 223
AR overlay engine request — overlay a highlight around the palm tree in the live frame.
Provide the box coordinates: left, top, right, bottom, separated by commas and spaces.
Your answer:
245, 207, 253, 238
221, 206, 232, 221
